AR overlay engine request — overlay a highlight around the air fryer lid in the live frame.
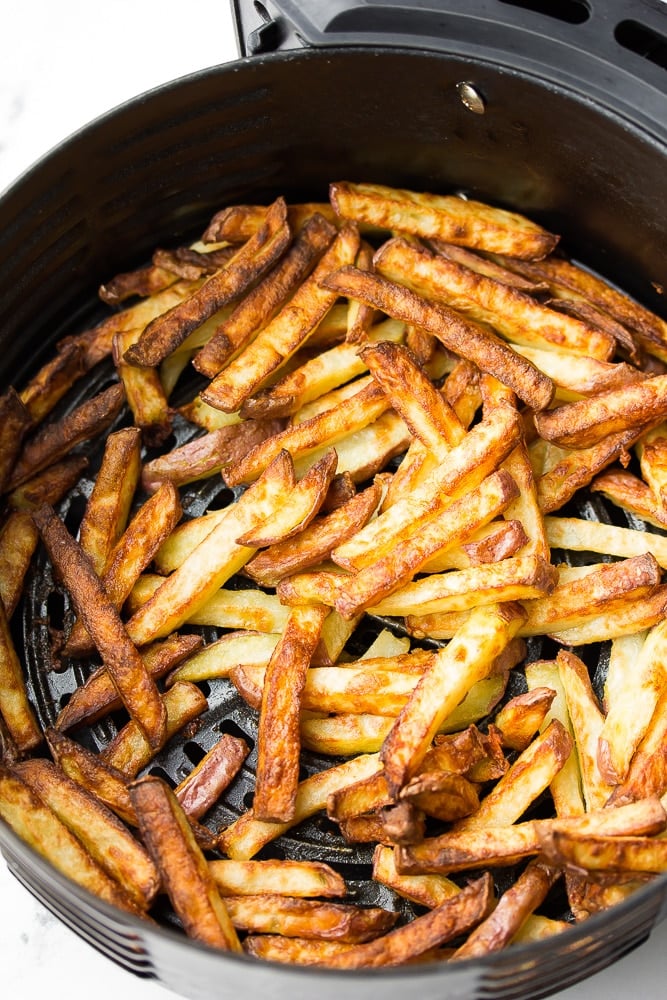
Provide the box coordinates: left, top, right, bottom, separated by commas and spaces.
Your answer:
2, 2, 667, 999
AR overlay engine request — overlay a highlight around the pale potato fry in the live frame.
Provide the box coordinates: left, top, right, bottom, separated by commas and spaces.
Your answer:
371, 845, 460, 909
209, 858, 346, 898
591, 467, 667, 528
544, 515, 667, 568
128, 577, 291, 633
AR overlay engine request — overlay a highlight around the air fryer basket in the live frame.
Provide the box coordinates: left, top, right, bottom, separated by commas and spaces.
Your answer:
2, 2, 667, 998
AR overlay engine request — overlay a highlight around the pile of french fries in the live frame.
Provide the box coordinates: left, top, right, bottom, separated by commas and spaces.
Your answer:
3, 180, 667, 968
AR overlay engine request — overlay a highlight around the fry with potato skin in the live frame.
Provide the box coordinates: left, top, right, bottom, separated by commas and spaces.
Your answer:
321, 265, 554, 411
254, 603, 333, 822
381, 601, 526, 795
209, 858, 346, 899
129, 775, 242, 952
0, 387, 31, 491
0, 510, 40, 618
0, 598, 42, 753
124, 198, 290, 368
33, 503, 167, 751
223, 894, 398, 941
318, 872, 495, 968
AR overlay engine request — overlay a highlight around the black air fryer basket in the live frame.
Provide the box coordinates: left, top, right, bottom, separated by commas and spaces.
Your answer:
2, 2, 667, 997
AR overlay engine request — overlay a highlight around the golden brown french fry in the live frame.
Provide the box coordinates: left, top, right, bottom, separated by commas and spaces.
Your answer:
513, 343, 645, 399
223, 894, 397, 941
374, 237, 614, 360
0, 510, 40, 618
112, 329, 172, 447
209, 858, 346, 899
165, 631, 279, 686
535, 375, 667, 449
380, 601, 526, 795
319, 872, 494, 968
330, 181, 558, 259
0, 598, 42, 753
55, 633, 203, 732
63, 481, 183, 657
591, 467, 667, 529
193, 213, 337, 378
244, 478, 382, 586
46, 727, 136, 826
543, 831, 667, 874
218, 753, 382, 860
98, 261, 177, 305
124, 197, 290, 368
129, 775, 242, 952
202, 201, 337, 243
332, 469, 520, 619
422, 519, 529, 573
200, 223, 360, 412
636, 422, 667, 510
493, 688, 556, 751
320, 265, 554, 411
101, 681, 207, 778
371, 845, 460, 909
6, 383, 126, 491
223, 377, 389, 487
33, 504, 167, 751
254, 604, 328, 822
75, 425, 142, 576
451, 860, 559, 960
0, 765, 146, 917
14, 757, 160, 910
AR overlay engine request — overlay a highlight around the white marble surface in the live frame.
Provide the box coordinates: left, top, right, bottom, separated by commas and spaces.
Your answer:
1, 2, 667, 998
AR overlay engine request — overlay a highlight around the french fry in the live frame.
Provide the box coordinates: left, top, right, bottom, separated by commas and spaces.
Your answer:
543, 831, 667, 874
140, 418, 283, 493
129, 775, 242, 952
254, 604, 329, 822
218, 753, 382, 860
202, 201, 337, 243
98, 261, 177, 305
75, 425, 142, 576
430, 240, 550, 291
451, 860, 559, 960
14, 757, 160, 910
224, 894, 397, 941
422, 519, 529, 573
6, 454, 89, 513
0, 387, 31, 490
591, 467, 667, 529
318, 872, 494, 968
165, 631, 279, 686
380, 601, 526, 795
291, 410, 411, 484
175, 733, 249, 820
239, 317, 405, 419
371, 845, 460, 908
608, 681, 667, 806
55, 633, 203, 732
513, 343, 645, 400
223, 377, 389, 487
544, 515, 667, 568
534, 375, 667, 449
332, 469, 520, 619
244, 478, 382, 586
200, 223, 360, 412
209, 858, 346, 898
46, 727, 136, 826
0, 764, 146, 916
321, 265, 554, 411
5, 382, 126, 491
112, 329, 172, 447
101, 681, 208, 778
374, 237, 615, 360
0, 598, 42, 753
598, 621, 667, 785
33, 504, 167, 751
493, 688, 556, 751
0, 510, 40, 618
63, 481, 183, 657
193, 213, 337, 378
124, 198, 290, 368
127, 577, 291, 633
330, 181, 558, 259
636, 422, 667, 510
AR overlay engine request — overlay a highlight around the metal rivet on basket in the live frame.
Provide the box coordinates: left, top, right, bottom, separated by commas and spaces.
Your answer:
457, 82, 486, 114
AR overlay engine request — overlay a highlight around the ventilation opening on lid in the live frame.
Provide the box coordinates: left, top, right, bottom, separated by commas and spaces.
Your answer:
615, 19, 667, 71
496, 0, 590, 24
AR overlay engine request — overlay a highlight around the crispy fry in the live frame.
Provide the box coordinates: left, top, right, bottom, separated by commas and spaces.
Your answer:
200, 224, 360, 412
224, 894, 397, 941
129, 775, 242, 951
254, 604, 329, 822
591, 467, 667, 528
124, 198, 290, 368
0, 387, 31, 491
321, 265, 554, 411
543, 831, 667, 874
494, 688, 556, 751
0, 599, 42, 753
330, 181, 558, 258
375, 237, 614, 360
112, 329, 172, 447
175, 733, 249, 820
0, 764, 146, 916
209, 858, 346, 898
193, 213, 337, 378
14, 757, 159, 910
33, 504, 167, 751
6, 382, 126, 491
371, 845, 460, 908
6, 454, 89, 512
0, 510, 40, 618
381, 602, 525, 795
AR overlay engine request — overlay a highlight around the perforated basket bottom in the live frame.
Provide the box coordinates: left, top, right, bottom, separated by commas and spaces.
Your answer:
11, 352, 666, 942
